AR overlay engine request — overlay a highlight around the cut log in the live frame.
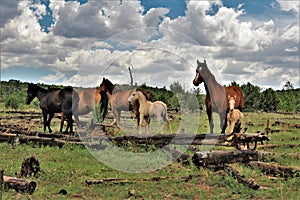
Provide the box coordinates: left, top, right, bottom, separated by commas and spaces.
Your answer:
3, 176, 36, 194
224, 166, 260, 190
248, 161, 300, 178
192, 150, 259, 167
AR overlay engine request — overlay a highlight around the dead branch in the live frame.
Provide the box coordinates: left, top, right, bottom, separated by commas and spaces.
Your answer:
248, 161, 300, 178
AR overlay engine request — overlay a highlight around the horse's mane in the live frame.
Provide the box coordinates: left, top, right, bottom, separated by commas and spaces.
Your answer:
103, 78, 115, 94
28, 83, 48, 93
136, 88, 153, 101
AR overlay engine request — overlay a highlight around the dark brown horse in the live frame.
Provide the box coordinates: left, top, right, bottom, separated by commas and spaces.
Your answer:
26, 83, 79, 134
100, 77, 152, 129
193, 60, 245, 133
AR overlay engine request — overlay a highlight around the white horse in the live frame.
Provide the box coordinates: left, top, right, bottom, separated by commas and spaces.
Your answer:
227, 95, 243, 133
128, 88, 172, 134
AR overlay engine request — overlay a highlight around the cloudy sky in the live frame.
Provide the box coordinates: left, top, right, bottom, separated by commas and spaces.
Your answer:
0, 0, 299, 91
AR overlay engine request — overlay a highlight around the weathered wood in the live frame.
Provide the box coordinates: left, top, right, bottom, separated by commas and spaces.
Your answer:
248, 161, 300, 178
20, 156, 40, 178
86, 175, 198, 186
3, 176, 36, 194
226, 132, 269, 150
224, 166, 260, 190
272, 120, 300, 128
192, 150, 259, 167
0, 132, 269, 150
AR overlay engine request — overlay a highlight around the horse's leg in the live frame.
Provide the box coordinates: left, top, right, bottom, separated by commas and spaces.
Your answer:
42, 111, 48, 132
146, 117, 151, 134
47, 113, 54, 133
138, 114, 144, 134
206, 108, 213, 134
60, 113, 64, 133
221, 112, 227, 134
67, 113, 73, 136
166, 117, 172, 134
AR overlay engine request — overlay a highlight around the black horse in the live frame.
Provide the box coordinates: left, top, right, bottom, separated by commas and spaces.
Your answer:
26, 83, 79, 135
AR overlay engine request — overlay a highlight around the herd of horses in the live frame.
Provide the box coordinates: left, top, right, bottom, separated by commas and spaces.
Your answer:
26, 59, 245, 135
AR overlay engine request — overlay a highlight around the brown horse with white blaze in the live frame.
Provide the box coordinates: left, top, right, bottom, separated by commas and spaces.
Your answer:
193, 60, 245, 133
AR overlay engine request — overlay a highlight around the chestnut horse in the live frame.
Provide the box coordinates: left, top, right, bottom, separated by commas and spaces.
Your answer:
193, 60, 245, 133
59, 88, 108, 132
99, 77, 152, 129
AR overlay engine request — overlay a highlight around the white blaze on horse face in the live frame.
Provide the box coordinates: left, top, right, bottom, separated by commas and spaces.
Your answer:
228, 96, 236, 111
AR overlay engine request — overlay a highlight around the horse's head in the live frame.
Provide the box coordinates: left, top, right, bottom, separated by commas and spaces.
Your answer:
228, 95, 236, 112
128, 88, 139, 104
100, 77, 114, 94
193, 60, 208, 86
26, 83, 37, 105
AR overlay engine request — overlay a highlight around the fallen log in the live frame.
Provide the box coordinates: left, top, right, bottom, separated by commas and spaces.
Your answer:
0, 132, 269, 150
192, 150, 258, 167
272, 120, 300, 128
3, 176, 36, 194
226, 132, 269, 150
224, 166, 260, 190
85, 175, 198, 186
248, 161, 300, 178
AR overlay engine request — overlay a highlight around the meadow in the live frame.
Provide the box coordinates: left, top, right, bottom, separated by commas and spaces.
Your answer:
1, 109, 299, 200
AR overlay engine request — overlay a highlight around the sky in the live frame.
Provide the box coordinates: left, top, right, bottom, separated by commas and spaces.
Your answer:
0, 0, 299, 91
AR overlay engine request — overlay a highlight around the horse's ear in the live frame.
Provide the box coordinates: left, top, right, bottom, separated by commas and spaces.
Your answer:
197, 60, 200, 65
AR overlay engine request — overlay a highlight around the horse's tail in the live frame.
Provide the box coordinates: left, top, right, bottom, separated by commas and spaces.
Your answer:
99, 91, 109, 121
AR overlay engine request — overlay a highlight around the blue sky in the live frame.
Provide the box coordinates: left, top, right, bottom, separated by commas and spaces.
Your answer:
1, 0, 299, 89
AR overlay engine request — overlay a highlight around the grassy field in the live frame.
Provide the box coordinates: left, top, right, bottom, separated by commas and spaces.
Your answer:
1, 110, 299, 199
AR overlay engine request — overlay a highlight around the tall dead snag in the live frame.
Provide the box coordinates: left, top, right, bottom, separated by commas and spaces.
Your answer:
248, 161, 300, 178
192, 150, 259, 167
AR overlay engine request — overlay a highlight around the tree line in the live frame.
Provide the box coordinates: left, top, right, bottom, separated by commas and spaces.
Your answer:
1, 79, 299, 113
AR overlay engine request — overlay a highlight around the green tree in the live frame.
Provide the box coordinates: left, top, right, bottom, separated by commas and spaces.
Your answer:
170, 81, 185, 94
259, 88, 279, 112
5, 94, 21, 110
240, 82, 261, 111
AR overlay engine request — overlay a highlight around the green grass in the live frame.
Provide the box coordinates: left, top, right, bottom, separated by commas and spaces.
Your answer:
1, 111, 300, 199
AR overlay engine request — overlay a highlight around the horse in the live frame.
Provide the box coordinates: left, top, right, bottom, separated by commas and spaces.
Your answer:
58, 87, 109, 131
192, 60, 245, 133
26, 83, 79, 134
100, 77, 152, 129
227, 96, 244, 133
128, 88, 172, 134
